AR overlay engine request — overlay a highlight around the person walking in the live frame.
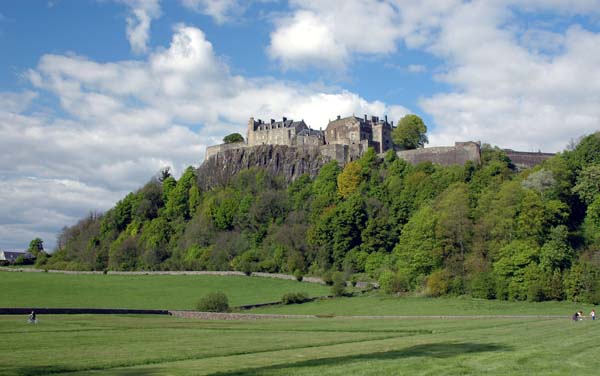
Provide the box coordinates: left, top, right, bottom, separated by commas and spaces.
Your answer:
28, 311, 37, 324
592, 309, 596, 321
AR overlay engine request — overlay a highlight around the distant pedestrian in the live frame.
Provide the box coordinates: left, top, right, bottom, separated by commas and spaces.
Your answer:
592, 309, 596, 321
573, 312, 579, 321
28, 311, 37, 324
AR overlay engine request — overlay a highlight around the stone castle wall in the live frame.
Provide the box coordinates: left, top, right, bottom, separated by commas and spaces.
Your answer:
504, 150, 555, 170
205, 142, 249, 160
397, 142, 481, 166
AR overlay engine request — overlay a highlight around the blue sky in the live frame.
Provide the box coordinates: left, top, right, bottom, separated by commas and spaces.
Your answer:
1, 0, 600, 251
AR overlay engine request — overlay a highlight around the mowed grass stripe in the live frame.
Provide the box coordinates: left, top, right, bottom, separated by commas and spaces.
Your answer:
0, 316, 411, 376
55, 317, 599, 376
64, 324, 516, 375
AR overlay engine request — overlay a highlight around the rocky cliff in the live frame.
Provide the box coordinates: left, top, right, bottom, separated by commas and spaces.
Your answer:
197, 145, 332, 190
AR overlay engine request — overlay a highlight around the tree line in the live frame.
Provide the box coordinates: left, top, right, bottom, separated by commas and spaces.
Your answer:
41, 131, 600, 304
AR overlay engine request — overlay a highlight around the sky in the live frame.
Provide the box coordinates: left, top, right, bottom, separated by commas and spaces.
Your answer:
1, 0, 600, 252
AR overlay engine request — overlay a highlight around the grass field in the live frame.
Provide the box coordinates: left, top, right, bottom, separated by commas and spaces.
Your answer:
0, 271, 330, 309
250, 295, 597, 317
1, 314, 599, 375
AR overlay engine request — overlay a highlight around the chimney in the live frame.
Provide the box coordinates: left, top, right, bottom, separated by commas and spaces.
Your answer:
337, 115, 341, 120
270, 119, 275, 124
364, 114, 367, 122
282, 116, 287, 122
385, 115, 388, 123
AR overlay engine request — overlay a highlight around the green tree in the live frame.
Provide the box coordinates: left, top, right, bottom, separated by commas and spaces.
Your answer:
522, 169, 556, 200
392, 114, 428, 150
572, 164, 600, 205
164, 167, 198, 220
223, 133, 244, 144
539, 225, 573, 271
337, 161, 363, 198
28, 238, 44, 257
394, 204, 440, 284
435, 183, 472, 275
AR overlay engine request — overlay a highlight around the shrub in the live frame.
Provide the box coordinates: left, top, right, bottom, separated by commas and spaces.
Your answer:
425, 269, 451, 297
331, 272, 347, 297
281, 292, 310, 305
378, 270, 409, 295
294, 269, 303, 282
197, 292, 229, 312
321, 270, 334, 285
34, 252, 48, 268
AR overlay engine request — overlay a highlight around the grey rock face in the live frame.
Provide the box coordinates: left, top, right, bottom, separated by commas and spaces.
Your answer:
197, 145, 332, 190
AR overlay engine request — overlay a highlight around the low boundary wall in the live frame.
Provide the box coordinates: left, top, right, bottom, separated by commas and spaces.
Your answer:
0, 308, 169, 315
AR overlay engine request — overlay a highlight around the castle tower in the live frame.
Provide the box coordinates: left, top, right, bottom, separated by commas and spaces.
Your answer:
247, 117, 256, 146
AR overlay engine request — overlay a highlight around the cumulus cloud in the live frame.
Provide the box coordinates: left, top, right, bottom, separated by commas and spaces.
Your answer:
119, 0, 161, 54
268, 0, 401, 70
2, 23, 407, 250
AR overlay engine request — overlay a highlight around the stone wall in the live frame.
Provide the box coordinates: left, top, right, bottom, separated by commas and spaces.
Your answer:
205, 142, 248, 161
504, 150, 555, 170
397, 142, 481, 166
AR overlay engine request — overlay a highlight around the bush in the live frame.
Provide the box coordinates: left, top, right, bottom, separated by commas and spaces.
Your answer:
294, 269, 304, 282
34, 252, 48, 268
378, 270, 409, 295
197, 292, 230, 312
425, 270, 451, 297
321, 270, 334, 285
281, 292, 310, 305
331, 272, 347, 297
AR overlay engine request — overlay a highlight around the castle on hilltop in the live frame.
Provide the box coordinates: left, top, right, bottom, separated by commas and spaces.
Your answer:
245, 114, 394, 153
204, 115, 554, 169
206, 114, 396, 162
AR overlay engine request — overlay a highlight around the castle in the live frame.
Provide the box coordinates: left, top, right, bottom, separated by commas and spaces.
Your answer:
206, 114, 396, 163
205, 115, 553, 169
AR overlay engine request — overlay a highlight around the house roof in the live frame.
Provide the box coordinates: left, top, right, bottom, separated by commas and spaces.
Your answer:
0, 251, 34, 262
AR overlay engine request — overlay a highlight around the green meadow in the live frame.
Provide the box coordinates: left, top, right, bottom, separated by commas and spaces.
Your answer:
1, 314, 599, 375
0, 271, 330, 309
2, 271, 600, 375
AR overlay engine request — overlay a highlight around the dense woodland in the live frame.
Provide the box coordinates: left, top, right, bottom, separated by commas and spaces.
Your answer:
43, 132, 600, 303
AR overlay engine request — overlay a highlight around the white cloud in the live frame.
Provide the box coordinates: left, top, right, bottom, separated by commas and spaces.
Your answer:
119, 0, 161, 54
0, 177, 122, 251
0, 91, 38, 113
407, 64, 427, 73
2, 23, 408, 251
181, 0, 243, 24
268, 0, 401, 70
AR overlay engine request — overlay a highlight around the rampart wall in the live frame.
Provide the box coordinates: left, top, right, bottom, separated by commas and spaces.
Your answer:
397, 142, 481, 166
504, 150, 555, 170
205, 142, 248, 161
